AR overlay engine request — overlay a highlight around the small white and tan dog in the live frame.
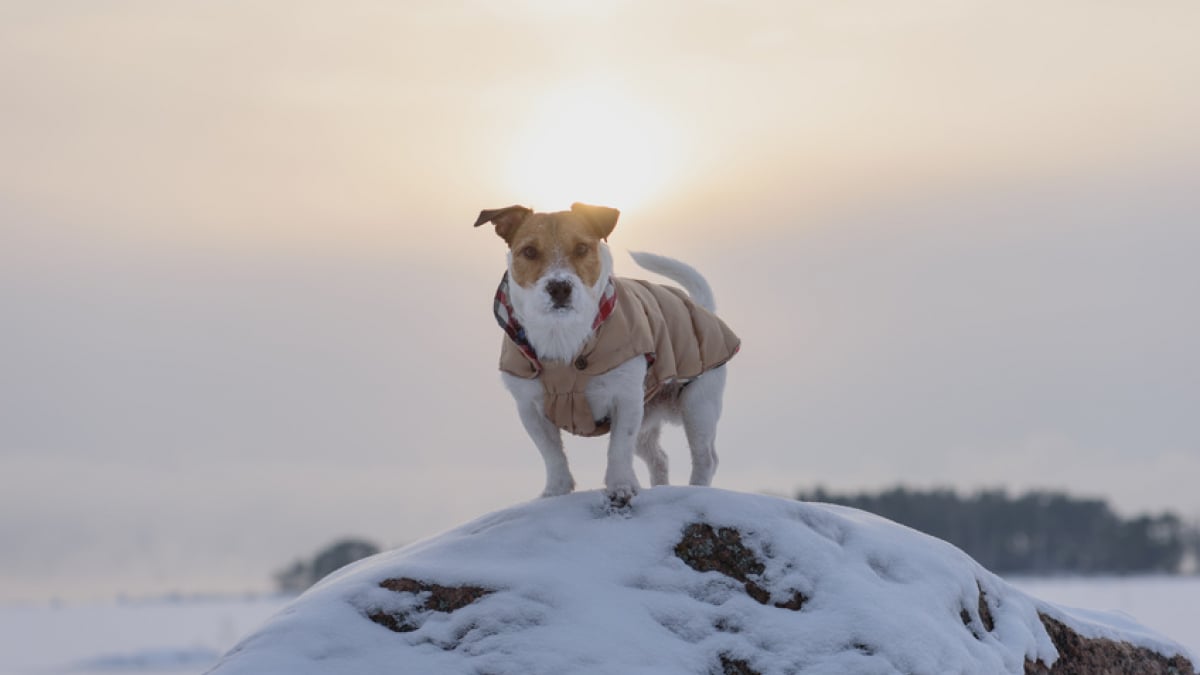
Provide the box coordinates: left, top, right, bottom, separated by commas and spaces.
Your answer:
475, 203, 740, 504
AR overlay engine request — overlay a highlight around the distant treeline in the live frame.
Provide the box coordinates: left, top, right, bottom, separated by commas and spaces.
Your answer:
796, 486, 1197, 575
276, 539, 382, 593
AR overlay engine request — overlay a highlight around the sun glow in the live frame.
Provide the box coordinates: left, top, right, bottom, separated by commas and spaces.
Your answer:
505, 83, 681, 212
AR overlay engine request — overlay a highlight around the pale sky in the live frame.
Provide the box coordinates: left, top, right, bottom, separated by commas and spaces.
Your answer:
2, 1, 1198, 602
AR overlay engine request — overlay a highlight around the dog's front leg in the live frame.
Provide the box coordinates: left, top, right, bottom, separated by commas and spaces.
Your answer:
503, 373, 574, 497
588, 358, 647, 503
605, 395, 644, 503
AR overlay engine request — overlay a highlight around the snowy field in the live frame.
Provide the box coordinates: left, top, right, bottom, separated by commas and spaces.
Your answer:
1, 577, 1196, 675
0, 595, 290, 675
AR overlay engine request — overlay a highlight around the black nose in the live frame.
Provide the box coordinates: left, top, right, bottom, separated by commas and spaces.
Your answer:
546, 279, 572, 306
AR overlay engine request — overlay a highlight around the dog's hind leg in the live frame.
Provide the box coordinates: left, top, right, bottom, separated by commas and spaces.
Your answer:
635, 421, 669, 486
680, 367, 727, 486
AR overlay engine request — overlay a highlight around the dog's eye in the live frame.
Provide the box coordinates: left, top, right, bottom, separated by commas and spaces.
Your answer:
574, 243, 590, 257
520, 246, 538, 260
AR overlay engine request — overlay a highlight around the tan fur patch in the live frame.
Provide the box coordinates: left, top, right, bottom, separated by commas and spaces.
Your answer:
507, 211, 605, 288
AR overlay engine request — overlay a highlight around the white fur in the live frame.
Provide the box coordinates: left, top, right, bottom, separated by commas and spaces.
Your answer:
628, 250, 716, 311
502, 247, 730, 502
506, 246, 612, 363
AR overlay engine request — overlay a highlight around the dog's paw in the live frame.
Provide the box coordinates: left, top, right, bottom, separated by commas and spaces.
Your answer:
540, 485, 575, 498
540, 476, 576, 498
605, 484, 638, 509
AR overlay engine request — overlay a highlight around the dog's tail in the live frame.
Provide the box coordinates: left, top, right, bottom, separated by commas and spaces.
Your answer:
629, 251, 716, 312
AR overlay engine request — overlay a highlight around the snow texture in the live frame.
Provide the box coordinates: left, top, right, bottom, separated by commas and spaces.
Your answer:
206, 487, 1195, 675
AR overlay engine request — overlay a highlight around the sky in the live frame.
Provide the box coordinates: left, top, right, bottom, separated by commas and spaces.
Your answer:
1, 0, 1198, 603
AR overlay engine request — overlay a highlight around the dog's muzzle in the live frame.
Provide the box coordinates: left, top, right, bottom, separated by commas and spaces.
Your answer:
546, 279, 572, 308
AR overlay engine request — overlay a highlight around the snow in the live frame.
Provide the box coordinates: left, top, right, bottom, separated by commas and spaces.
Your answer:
0, 595, 288, 675
196, 487, 1194, 675
1, 491, 1196, 675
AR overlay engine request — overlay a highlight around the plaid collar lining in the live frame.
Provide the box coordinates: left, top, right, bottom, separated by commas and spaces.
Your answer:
494, 273, 618, 371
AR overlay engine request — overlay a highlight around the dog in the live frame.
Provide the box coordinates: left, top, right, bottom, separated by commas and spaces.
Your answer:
475, 202, 740, 504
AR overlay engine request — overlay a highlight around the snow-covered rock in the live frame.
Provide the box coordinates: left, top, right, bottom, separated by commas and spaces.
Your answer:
207, 488, 1196, 675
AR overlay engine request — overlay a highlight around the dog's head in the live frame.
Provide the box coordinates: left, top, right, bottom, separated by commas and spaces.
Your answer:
475, 202, 618, 308
475, 203, 619, 360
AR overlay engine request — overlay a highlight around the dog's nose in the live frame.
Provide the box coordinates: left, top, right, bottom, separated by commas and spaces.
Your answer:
546, 279, 572, 307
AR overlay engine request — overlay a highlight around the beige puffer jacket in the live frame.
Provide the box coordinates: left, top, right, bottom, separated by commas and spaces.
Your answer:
499, 277, 740, 437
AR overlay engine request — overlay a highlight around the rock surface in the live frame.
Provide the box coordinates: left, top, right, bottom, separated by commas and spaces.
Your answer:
207, 488, 1196, 675
1026, 614, 1195, 675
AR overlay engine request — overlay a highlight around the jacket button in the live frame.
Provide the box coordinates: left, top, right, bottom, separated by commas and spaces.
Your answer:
574, 356, 588, 370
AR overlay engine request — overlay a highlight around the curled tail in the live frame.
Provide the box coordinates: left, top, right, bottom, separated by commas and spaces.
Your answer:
628, 251, 716, 311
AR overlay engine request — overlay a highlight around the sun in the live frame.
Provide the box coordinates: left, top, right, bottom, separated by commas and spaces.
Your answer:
505, 82, 680, 212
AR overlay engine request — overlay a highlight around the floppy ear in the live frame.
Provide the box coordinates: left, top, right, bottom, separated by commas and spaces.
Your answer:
570, 202, 619, 240
474, 205, 532, 244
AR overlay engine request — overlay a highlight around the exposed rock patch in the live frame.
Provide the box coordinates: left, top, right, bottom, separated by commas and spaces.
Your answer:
675, 523, 765, 580
962, 581, 997, 639
366, 609, 416, 634
718, 653, 761, 675
1024, 614, 1195, 675
978, 583, 996, 632
674, 522, 807, 610
367, 577, 493, 633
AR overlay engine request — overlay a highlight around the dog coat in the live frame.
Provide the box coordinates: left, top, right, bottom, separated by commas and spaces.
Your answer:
496, 275, 741, 437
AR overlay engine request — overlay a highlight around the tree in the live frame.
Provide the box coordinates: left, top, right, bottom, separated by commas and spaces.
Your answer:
275, 538, 382, 593
795, 486, 1191, 575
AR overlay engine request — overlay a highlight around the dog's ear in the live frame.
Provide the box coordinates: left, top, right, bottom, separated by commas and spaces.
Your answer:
474, 205, 532, 243
570, 202, 619, 240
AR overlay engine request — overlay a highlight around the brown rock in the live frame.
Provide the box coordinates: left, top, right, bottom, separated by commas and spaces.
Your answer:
1024, 613, 1196, 675
978, 583, 996, 632
719, 653, 761, 675
368, 577, 493, 633
962, 582, 997, 639
674, 523, 807, 611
